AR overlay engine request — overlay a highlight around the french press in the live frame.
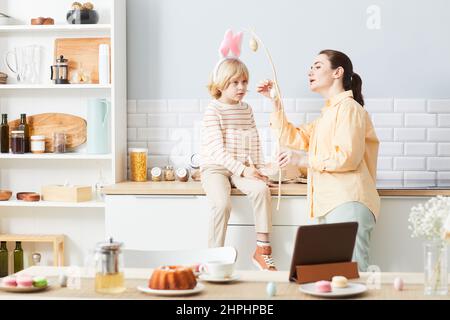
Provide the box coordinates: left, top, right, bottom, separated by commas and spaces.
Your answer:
50, 55, 70, 84
94, 237, 125, 294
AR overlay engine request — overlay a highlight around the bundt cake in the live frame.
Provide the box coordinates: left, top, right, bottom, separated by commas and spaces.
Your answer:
149, 265, 197, 290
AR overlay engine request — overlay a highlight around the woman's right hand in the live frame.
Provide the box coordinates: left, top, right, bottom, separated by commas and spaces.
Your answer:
256, 79, 274, 99
242, 166, 268, 182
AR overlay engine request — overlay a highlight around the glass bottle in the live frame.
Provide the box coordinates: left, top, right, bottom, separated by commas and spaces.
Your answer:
0, 114, 9, 153
0, 241, 8, 277
18, 114, 30, 153
13, 241, 24, 273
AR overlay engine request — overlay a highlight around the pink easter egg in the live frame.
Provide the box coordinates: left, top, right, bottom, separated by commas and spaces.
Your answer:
393, 277, 404, 291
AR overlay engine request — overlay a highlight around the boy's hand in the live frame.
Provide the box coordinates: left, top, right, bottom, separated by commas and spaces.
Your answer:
242, 166, 268, 182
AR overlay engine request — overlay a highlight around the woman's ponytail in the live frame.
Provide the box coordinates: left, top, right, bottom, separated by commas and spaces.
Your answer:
351, 72, 364, 106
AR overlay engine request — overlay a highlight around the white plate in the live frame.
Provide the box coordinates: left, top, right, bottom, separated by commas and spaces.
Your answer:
299, 282, 367, 298
137, 283, 205, 297
0, 284, 50, 293
198, 273, 240, 283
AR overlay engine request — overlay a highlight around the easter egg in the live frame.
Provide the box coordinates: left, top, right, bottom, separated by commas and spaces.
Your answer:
393, 277, 404, 291
266, 282, 277, 297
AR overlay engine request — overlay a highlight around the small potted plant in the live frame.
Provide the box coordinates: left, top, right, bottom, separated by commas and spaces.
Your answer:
408, 195, 450, 295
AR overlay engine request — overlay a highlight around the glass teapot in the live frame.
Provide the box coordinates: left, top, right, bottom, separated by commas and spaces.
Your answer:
94, 237, 126, 294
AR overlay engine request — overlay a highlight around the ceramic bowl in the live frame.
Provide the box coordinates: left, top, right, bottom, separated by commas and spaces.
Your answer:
0, 190, 12, 201
66, 9, 99, 24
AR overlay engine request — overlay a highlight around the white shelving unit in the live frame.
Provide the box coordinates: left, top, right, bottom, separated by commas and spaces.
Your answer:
0, 0, 127, 209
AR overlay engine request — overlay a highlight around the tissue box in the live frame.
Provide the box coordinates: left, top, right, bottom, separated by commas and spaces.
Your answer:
42, 185, 92, 202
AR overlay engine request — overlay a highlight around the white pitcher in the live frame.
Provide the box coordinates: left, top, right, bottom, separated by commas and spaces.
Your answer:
87, 98, 110, 154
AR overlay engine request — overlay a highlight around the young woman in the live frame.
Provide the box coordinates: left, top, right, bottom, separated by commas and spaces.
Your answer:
258, 50, 380, 271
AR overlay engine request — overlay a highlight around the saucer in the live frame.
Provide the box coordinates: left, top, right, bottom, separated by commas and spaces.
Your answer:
198, 273, 240, 283
0, 284, 50, 293
137, 283, 205, 297
299, 282, 367, 298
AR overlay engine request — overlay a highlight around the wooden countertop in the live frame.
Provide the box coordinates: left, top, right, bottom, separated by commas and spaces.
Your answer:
4, 266, 448, 300
102, 181, 450, 197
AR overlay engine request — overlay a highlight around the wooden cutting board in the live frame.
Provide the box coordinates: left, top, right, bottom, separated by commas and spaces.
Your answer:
54, 37, 111, 84
8, 113, 87, 152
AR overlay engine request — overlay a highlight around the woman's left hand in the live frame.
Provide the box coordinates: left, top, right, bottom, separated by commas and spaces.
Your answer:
256, 79, 274, 99
278, 150, 309, 168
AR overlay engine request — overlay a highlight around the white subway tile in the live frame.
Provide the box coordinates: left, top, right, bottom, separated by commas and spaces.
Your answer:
199, 99, 212, 112
147, 141, 177, 155
147, 155, 169, 168
306, 113, 320, 123
128, 114, 147, 128
437, 172, 450, 187
428, 129, 450, 142
127, 100, 137, 113
377, 157, 393, 170
372, 113, 403, 127
264, 98, 295, 113
137, 128, 168, 141
285, 113, 306, 126
428, 99, 450, 113
364, 98, 393, 113
168, 99, 199, 113
394, 128, 426, 141
137, 100, 168, 113
253, 114, 270, 127
127, 142, 147, 149
393, 157, 426, 170
428, 157, 450, 171
379, 142, 403, 156
404, 114, 436, 127
438, 143, 450, 156
127, 128, 136, 141
178, 114, 202, 127
245, 99, 263, 112
296, 99, 323, 112
404, 143, 436, 156
376, 171, 403, 188
404, 171, 436, 188
394, 99, 426, 113
438, 114, 450, 127
148, 114, 178, 128
169, 128, 200, 145
374, 128, 393, 141
259, 128, 273, 142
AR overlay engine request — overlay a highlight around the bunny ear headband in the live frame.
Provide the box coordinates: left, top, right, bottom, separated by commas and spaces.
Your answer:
212, 29, 244, 83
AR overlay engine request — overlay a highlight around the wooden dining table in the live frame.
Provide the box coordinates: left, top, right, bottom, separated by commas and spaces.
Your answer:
0, 266, 449, 300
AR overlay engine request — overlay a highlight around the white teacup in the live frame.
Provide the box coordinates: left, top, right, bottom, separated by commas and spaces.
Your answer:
199, 261, 235, 278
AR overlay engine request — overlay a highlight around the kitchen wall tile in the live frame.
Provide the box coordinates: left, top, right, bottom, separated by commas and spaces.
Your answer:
374, 128, 393, 141
438, 114, 450, 127
168, 99, 199, 113
377, 157, 393, 170
127, 142, 147, 149
127, 128, 137, 141
259, 128, 273, 142
285, 113, 306, 126
296, 99, 323, 112
404, 171, 436, 187
128, 114, 147, 128
245, 99, 263, 112
394, 157, 426, 170
127, 100, 137, 113
253, 113, 271, 127
137, 128, 168, 141
264, 98, 295, 113
437, 172, 450, 187
404, 143, 436, 156
147, 141, 177, 156
148, 114, 178, 128
137, 99, 168, 113
394, 128, 426, 141
147, 155, 169, 168
427, 99, 450, 113
178, 114, 202, 127
438, 143, 450, 156
427, 128, 450, 142
372, 113, 403, 127
404, 114, 436, 127
376, 171, 403, 188
427, 157, 450, 171
306, 113, 320, 123
365, 98, 393, 113
199, 99, 212, 112
394, 99, 426, 113
379, 142, 403, 156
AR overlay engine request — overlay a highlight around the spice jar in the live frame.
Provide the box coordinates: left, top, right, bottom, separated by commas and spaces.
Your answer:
130, 148, 148, 182
163, 165, 175, 181
11, 131, 25, 154
53, 132, 66, 153
30, 135, 46, 154
176, 168, 190, 182
151, 167, 162, 182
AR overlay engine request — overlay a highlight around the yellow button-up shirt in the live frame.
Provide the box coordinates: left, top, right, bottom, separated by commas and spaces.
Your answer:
270, 90, 380, 220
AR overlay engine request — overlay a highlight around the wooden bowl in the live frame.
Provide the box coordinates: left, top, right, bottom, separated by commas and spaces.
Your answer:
0, 190, 12, 201
17, 192, 41, 201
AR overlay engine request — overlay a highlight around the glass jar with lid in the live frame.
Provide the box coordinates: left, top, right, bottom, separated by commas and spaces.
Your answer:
94, 237, 125, 294
163, 165, 175, 181
30, 135, 46, 154
130, 148, 148, 182
11, 130, 25, 154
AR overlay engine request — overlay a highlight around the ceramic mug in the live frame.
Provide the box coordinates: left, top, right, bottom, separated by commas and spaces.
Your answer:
199, 261, 234, 278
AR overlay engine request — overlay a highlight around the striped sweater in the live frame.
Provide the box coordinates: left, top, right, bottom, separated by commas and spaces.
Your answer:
200, 100, 264, 176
